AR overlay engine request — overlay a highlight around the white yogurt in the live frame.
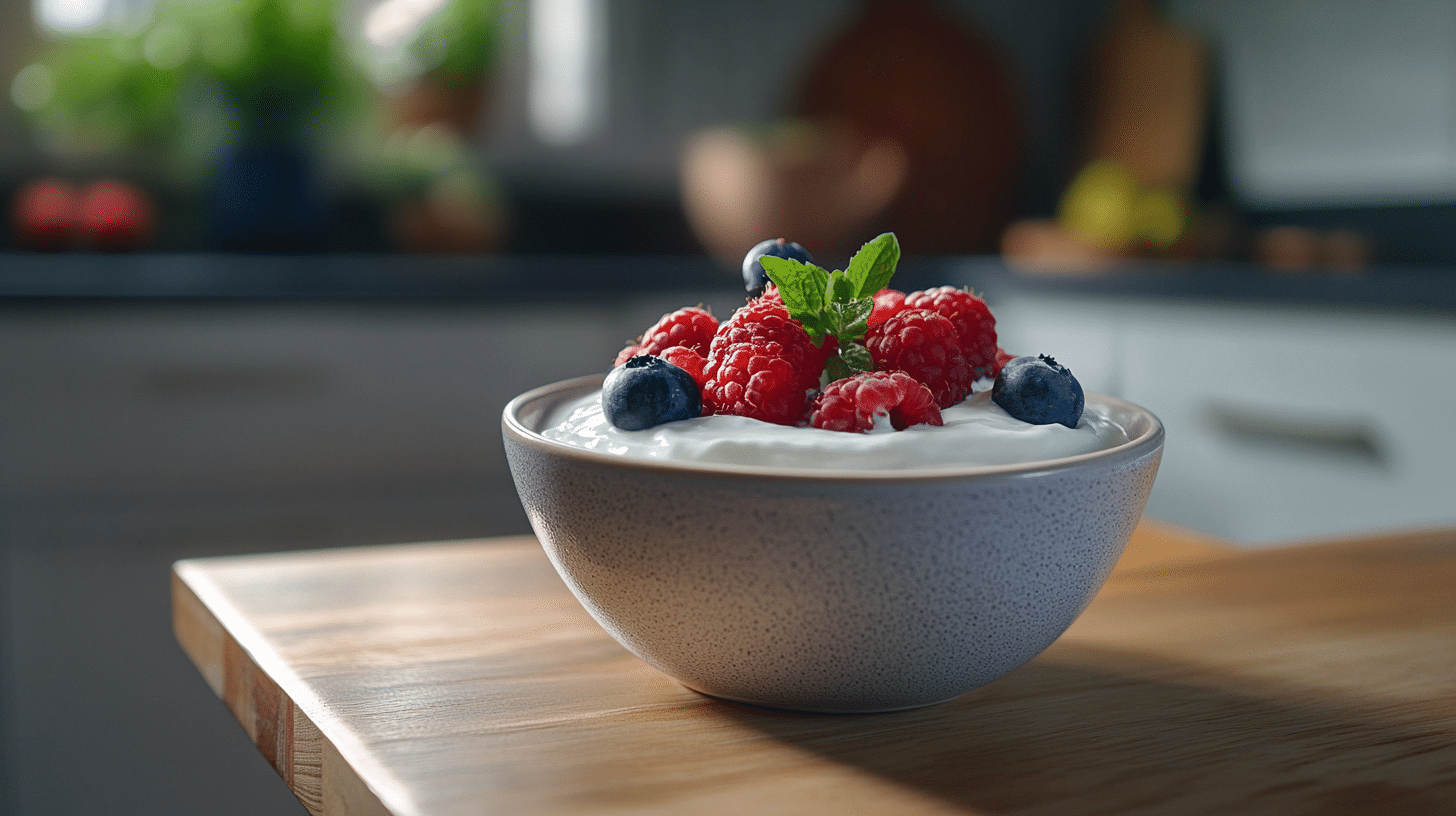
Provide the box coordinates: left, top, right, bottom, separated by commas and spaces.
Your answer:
541, 390, 1131, 471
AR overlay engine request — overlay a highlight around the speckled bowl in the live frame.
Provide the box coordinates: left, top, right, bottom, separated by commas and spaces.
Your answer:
503, 374, 1163, 713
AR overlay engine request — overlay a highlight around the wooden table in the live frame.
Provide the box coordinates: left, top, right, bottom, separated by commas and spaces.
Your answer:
172, 522, 1456, 816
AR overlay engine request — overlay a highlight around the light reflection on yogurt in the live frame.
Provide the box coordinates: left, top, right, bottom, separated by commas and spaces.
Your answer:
542, 390, 1131, 471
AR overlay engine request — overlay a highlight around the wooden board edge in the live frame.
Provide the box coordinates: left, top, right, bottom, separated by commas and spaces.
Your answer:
172, 565, 329, 815
324, 739, 395, 816
172, 566, 227, 698
173, 562, 402, 816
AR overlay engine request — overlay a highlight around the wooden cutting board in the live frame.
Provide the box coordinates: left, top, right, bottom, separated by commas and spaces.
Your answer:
173, 525, 1456, 815
1083, 0, 1210, 190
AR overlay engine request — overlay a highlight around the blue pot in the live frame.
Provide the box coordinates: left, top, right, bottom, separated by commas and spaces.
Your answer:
210, 144, 324, 251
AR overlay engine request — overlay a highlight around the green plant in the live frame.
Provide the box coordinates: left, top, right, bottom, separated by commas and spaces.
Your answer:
18, 33, 187, 154
16, 0, 360, 156
169, 0, 346, 141
411, 0, 500, 86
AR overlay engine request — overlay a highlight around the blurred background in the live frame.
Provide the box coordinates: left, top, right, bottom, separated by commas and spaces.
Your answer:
2, 0, 1455, 813
4, 0, 1456, 263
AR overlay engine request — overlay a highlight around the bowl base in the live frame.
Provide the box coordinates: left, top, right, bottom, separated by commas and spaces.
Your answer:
678, 682, 967, 715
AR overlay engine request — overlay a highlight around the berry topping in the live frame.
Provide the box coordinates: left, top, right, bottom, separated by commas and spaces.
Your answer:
602, 355, 703, 430
612, 344, 645, 366
810, 371, 942, 433
709, 297, 833, 392
656, 345, 707, 388
614, 306, 718, 365
713, 294, 794, 337
903, 286, 999, 380
992, 346, 1016, 379
864, 309, 975, 408
742, 238, 813, 298
991, 354, 1085, 429
702, 343, 813, 426
868, 288, 907, 327
611, 233, 1031, 431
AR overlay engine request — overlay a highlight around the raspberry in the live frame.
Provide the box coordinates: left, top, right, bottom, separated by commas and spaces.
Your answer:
702, 299, 831, 425
657, 345, 707, 389
903, 287, 998, 380
710, 298, 832, 392
702, 342, 812, 426
868, 288, 907, 327
992, 347, 1016, 379
809, 371, 941, 433
613, 344, 644, 366
614, 306, 717, 366
715, 296, 787, 336
865, 309, 975, 408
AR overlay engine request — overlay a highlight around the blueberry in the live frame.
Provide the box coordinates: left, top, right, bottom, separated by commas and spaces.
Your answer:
602, 355, 702, 430
742, 238, 813, 298
991, 355, 1085, 428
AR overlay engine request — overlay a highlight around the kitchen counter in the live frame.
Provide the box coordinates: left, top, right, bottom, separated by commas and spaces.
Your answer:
956, 258, 1456, 316
172, 522, 1456, 815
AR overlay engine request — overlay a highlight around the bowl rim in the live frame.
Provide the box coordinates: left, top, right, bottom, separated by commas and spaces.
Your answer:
503, 374, 1163, 483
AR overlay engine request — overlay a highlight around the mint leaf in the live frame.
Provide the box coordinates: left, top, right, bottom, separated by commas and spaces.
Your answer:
829, 270, 858, 303
796, 312, 837, 345
846, 232, 900, 298
756, 233, 903, 383
759, 256, 827, 316
839, 342, 874, 374
824, 355, 854, 384
828, 298, 873, 341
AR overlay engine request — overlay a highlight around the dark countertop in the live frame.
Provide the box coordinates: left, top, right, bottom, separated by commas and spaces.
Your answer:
0, 254, 737, 305
953, 259, 1456, 318
1, 253, 1454, 316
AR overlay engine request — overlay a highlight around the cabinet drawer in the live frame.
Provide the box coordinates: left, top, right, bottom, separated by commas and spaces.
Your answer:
0, 305, 625, 502
1120, 303, 1456, 543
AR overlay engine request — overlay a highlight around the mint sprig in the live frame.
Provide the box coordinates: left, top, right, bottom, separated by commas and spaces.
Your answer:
758, 232, 900, 383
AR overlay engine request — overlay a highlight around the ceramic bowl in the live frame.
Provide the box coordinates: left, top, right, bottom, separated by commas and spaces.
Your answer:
503, 375, 1163, 712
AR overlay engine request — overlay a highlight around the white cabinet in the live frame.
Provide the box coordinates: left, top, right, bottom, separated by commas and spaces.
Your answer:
0, 304, 623, 504
985, 292, 1123, 396
985, 290, 1456, 545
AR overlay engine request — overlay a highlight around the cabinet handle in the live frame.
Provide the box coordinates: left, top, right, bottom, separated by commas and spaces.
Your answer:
1204, 401, 1384, 466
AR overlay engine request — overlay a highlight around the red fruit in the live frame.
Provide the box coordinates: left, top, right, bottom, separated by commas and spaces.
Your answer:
702, 341, 812, 426
613, 344, 645, 366
715, 295, 790, 338
657, 345, 707, 389
865, 309, 975, 408
809, 371, 941, 433
709, 297, 832, 393
644, 306, 718, 355
993, 347, 1016, 378
868, 288, 907, 327
13, 179, 78, 250
903, 286, 998, 380
78, 180, 153, 251
614, 306, 718, 366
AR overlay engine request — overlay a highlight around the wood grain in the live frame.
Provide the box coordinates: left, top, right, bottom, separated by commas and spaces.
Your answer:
173, 526, 1456, 816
